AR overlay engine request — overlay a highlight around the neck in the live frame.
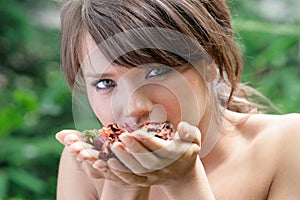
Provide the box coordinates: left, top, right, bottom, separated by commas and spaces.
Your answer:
200, 110, 250, 173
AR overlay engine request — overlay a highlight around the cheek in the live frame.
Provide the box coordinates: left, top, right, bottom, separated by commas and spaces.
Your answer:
153, 89, 181, 125
165, 81, 207, 126
152, 83, 206, 127
181, 73, 209, 126
87, 90, 114, 125
193, 78, 209, 114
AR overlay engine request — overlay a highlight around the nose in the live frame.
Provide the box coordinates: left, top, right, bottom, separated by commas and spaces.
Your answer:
125, 90, 153, 124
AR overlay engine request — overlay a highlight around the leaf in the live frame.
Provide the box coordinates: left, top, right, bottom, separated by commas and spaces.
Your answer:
233, 19, 300, 36
0, 170, 8, 198
8, 168, 46, 194
13, 88, 38, 112
0, 107, 22, 137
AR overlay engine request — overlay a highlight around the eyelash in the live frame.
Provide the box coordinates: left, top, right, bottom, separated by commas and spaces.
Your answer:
145, 67, 173, 79
91, 67, 173, 91
92, 79, 117, 91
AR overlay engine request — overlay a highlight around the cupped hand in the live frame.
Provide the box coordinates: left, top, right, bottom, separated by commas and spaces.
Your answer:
55, 130, 126, 184
99, 121, 202, 187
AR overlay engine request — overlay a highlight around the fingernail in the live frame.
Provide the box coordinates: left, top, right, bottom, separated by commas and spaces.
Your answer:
55, 132, 63, 143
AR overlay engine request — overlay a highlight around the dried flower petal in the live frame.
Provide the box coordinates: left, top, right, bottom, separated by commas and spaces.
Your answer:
82, 122, 175, 161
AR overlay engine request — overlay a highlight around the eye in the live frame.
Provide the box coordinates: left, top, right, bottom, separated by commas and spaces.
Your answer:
92, 79, 117, 91
145, 67, 173, 79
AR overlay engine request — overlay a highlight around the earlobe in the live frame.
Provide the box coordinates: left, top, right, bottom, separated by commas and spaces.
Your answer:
205, 62, 217, 83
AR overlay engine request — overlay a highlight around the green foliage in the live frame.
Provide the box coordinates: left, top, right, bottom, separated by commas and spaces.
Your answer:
230, 0, 300, 113
0, 0, 299, 199
233, 19, 300, 113
0, 0, 72, 199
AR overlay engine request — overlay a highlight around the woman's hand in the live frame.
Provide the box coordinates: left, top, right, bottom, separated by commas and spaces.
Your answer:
55, 130, 127, 184
103, 122, 215, 199
55, 130, 152, 200
99, 121, 202, 187
55, 121, 203, 188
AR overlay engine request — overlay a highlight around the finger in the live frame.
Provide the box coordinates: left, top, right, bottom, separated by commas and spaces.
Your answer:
81, 161, 104, 179
108, 159, 149, 187
154, 140, 191, 160
177, 122, 201, 146
110, 142, 148, 173
93, 159, 127, 184
74, 159, 103, 173
77, 148, 99, 162
119, 133, 161, 170
68, 141, 93, 156
107, 158, 130, 173
110, 168, 149, 187
133, 132, 186, 159
64, 133, 81, 145
133, 131, 170, 153
93, 159, 109, 171
124, 133, 191, 170
55, 130, 82, 145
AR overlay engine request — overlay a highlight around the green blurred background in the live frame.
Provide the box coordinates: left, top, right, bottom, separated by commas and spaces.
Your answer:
0, 0, 299, 199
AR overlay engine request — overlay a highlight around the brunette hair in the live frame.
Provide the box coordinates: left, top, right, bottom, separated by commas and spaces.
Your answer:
60, 0, 267, 113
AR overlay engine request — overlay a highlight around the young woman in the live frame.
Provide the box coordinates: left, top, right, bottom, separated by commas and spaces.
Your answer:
55, 0, 300, 199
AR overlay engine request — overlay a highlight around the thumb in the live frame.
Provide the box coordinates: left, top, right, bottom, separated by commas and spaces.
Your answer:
177, 122, 201, 146
55, 130, 82, 145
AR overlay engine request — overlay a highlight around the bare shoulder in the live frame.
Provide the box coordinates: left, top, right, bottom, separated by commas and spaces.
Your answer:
247, 113, 300, 154
57, 147, 103, 200
247, 113, 300, 199
268, 113, 300, 131
273, 113, 300, 141
231, 111, 300, 146
251, 113, 300, 141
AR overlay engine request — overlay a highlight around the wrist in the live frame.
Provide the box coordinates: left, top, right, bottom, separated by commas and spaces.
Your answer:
162, 159, 215, 200
101, 180, 150, 200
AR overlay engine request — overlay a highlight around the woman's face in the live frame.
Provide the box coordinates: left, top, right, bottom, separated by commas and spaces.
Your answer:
80, 33, 211, 129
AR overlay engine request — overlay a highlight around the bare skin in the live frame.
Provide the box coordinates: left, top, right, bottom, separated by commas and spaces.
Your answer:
56, 111, 300, 199
204, 112, 300, 199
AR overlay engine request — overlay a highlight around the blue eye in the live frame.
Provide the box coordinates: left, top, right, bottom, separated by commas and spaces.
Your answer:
92, 79, 117, 91
145, 67, 173, 79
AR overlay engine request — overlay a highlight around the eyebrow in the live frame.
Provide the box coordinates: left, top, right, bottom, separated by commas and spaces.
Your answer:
84, 73, 113, 79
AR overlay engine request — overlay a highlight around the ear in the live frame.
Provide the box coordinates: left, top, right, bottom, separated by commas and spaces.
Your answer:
205, 62, 217, 83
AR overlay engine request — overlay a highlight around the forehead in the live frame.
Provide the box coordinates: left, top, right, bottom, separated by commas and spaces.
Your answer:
80, 30, 209, 78
80, 32, 113, 74
80, 32, 99, 63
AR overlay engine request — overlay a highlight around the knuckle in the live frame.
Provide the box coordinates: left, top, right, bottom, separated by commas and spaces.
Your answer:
79, 149, 90, 160
64, 133, 80, 143
68, 144, 80, 153
68, 142, 92, 157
